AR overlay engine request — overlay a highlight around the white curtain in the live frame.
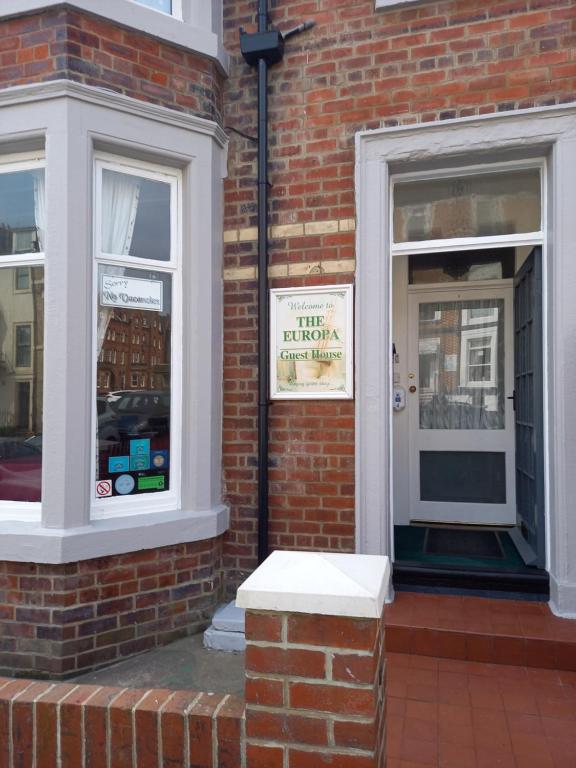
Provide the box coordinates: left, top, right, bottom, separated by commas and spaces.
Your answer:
101, 170, 140, 256
33, 170, 46, 252
97, 171, 141, 355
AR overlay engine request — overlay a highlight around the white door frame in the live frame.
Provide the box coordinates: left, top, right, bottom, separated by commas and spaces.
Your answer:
355, 104, 576, 616
406, 283, 515, 525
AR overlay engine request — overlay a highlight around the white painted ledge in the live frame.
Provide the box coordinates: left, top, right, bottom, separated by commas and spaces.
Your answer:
0, 505, 229, 563
237, 550, 390, 619
375, 0, 424, 8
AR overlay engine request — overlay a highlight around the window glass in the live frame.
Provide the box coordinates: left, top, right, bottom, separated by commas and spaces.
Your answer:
409, 249, 515, 285
418, 299, 504, 430
0, 266, 44, 502
101, 169, 171, 262
0, 169, 45, 256
394, 169, 541, 243
133, 0, 173, 13
96, 265, 172, 498
15, 267, 30, 291
15, 325, 32, 368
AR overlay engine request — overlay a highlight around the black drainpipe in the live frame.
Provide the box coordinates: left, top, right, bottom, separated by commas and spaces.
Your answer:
240, 6, 314, 565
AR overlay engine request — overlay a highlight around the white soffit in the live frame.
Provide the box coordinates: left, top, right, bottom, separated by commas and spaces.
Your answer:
236, 550, 390, 618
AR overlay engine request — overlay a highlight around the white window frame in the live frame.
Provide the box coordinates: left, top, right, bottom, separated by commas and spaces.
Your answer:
460, 327, 498, 389
14, 323, 33, 370
0, 152, 45, 522
130, 0, 183, 18
14, 267, 31, 293
390, 158, 546, 255
92, 154, 182, 519
376, 0, 423, 8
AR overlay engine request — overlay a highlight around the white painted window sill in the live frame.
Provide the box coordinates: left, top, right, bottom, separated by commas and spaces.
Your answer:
375, 0, 424, 8
0, 505, 229, 563
1, 0, 228, 73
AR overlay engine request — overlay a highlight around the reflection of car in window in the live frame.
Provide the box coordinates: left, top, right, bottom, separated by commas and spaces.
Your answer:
108, 390, 170, 439
0, 438, 42, 502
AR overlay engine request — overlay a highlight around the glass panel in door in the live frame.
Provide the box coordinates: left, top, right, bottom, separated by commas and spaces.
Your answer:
418, 299, 505, 431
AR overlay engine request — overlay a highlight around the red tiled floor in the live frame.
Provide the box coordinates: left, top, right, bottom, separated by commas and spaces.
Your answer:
386, 593, 576, 670
386, 652, 576, 767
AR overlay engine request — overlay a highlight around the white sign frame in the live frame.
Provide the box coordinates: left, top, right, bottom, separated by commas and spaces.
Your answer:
270, 284, 354, 400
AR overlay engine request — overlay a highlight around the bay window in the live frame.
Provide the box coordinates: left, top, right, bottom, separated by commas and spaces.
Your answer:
0, 80, 227, 560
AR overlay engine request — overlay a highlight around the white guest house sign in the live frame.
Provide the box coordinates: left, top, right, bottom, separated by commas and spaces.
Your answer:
270, 284, 353, 399
101, 274, 163, 312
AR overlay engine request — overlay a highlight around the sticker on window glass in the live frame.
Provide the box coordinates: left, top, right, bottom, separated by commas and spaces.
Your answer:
108, 456, 130, 473
96, 479, 113, 498
101, 275, 163, 312
151, 450, 169, 469
130, 455, 151, 471
115, 474, 136, 495
138, 476, 165, 491
130, 438, 150, 457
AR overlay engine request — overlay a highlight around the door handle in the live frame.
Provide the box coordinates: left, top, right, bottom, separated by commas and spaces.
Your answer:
507, 390, 516, 411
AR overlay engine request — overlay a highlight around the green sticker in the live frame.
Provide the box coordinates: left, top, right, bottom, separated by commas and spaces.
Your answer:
138, 476, 165, 491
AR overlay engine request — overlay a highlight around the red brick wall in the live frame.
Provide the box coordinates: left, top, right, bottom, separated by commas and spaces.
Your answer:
244, 608, 386, 767
0, 7, 223, 121
221, 0, 576, 588
0, 537, 222, 679
0, 677, 243, 768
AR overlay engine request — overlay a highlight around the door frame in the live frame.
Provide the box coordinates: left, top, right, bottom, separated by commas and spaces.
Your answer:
406, 282, 516, 525
352, 107, 576, 610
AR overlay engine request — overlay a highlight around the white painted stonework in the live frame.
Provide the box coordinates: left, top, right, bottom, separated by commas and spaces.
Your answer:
236, 550, 390, 619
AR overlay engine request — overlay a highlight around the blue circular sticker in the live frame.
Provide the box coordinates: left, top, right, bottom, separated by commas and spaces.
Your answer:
115, 474, 135, 495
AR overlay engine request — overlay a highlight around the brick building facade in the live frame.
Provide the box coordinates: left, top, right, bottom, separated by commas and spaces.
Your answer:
0, 0, 574, 678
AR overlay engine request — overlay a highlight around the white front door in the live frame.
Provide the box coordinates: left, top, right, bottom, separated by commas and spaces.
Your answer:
407, 284, 515, 525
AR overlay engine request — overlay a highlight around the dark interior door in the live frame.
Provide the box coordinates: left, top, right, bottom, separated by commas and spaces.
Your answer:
513, 247, 545, 567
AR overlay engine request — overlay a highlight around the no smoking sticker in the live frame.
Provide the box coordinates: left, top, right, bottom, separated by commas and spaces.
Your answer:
96, 480, 112, 498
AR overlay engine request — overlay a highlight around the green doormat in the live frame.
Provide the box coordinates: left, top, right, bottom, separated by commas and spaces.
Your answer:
394, 525, 526, 570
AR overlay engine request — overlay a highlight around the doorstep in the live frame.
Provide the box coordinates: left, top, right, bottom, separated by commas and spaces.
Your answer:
386, 592, 576, 671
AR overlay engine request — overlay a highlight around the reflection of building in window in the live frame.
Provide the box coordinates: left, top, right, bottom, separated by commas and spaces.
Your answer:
419, 300, 503, 430
97, 307, 171, 395
0, 266, 44, 436
462, 306, 499, 325
460, 330, 497, 388
418, 338, 440, 394
15, 324, 32, 368
15, 267, 30, 291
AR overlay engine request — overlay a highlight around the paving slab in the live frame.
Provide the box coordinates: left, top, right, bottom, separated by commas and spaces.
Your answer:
71, 633, 245, 698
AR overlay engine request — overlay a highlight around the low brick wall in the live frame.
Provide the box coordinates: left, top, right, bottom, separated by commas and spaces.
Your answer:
0, 537, 222, 678
0, 552, 389, 768
0, 677, 244, 768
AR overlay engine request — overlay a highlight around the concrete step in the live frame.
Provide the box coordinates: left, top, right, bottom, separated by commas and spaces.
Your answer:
203, 601, 246, 653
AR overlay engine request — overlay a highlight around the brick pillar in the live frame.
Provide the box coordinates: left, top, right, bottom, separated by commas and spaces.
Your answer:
237, 550, 389, 768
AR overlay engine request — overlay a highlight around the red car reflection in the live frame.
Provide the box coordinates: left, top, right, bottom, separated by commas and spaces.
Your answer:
0, 439, 41, 502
